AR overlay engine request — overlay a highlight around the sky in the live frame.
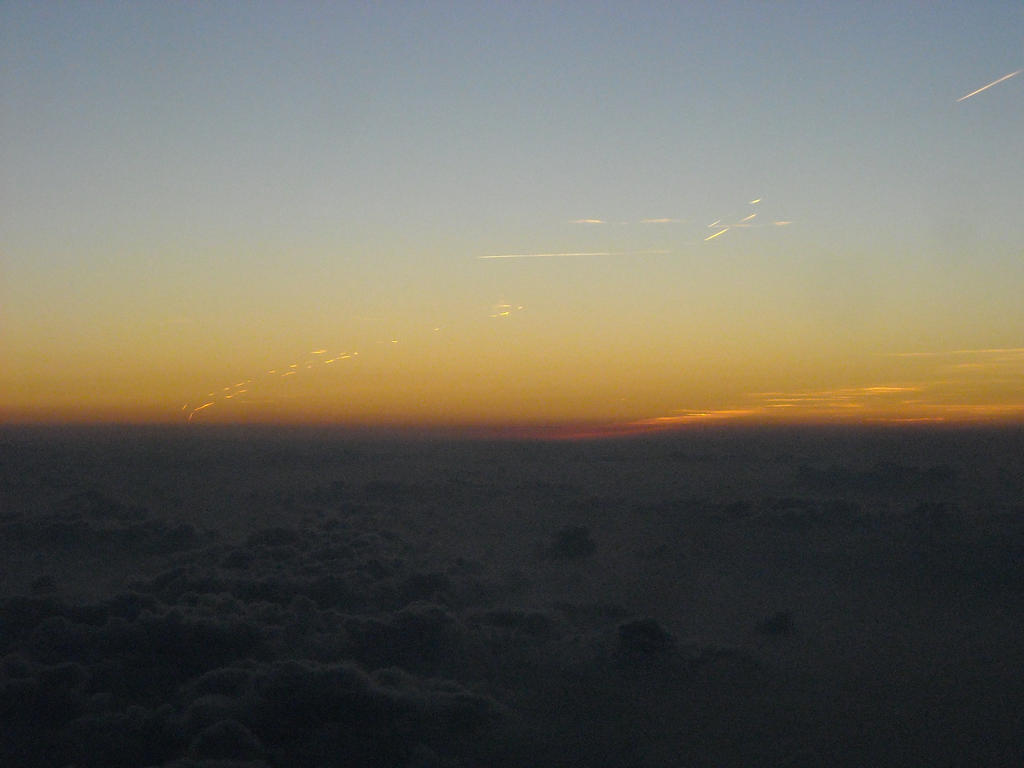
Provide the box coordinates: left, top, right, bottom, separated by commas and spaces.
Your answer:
2, 1, 1023, 433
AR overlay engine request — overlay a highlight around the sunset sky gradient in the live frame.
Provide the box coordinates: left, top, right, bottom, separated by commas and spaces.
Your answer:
3, 2, 1023, 432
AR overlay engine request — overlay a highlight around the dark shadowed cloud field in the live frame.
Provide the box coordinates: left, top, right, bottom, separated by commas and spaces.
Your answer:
2, 425, 1022, 766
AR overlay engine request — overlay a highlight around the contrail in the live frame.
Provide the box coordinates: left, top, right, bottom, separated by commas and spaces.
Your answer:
479, 249, 670, 259
187, 402, 215, 423
956, 69, 1021, 102
703, 228, 729, 242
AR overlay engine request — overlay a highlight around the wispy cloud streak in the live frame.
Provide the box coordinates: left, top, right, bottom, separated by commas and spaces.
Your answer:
702, 196, 790, 242
632, 409, 759, 426
956, 69, 1021, 102
627, 349, 1024, 431
186, 402, 215, 423
479, 249, 670, 260
886, 347, 1024, 358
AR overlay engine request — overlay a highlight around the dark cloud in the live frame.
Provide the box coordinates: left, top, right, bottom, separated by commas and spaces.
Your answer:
188, 718, 263, 760
545, 525, 596, 559
4, 427, 1024, 766
754, 611, 795, 636
617, 618, 674, 656
1, 489, 206, 555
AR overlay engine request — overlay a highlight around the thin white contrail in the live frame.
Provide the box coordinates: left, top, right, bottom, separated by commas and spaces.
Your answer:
956, 69, 1021, 102
479, 249, 670, 259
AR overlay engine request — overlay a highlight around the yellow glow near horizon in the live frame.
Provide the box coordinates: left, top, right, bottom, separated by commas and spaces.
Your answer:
4, 268, 1023, 431
5, 330, 1023, 433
